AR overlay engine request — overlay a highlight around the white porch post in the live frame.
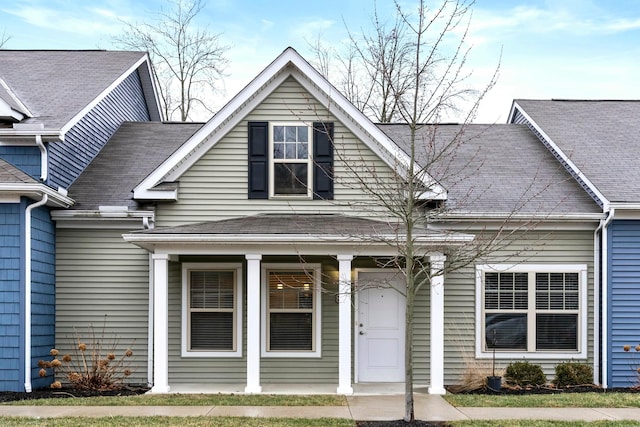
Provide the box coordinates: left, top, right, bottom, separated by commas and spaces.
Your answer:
245, 254, 262, 393
151, 253, 170, 393
337, 254, 354, 394
428, 252, 446, 395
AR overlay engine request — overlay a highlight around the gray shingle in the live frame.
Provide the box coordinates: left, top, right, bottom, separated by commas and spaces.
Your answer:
515, 99, 640, 203
68, 122, 202, 209
377, 123, 601, 215
0, 158, 39, 184
0, 50, 147, 129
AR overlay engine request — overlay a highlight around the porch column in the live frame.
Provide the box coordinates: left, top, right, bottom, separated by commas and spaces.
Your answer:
337, 254, 354, 394
429, 252, 446, 395
151, 253, 170, 393
245, 254, 262, 393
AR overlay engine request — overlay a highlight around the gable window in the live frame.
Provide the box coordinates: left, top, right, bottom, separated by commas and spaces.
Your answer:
248, 121, 334, 200
476, 264, 587, 359
181, 263, 242, 357
271, 123, 311, 196
261, 264, 322, 357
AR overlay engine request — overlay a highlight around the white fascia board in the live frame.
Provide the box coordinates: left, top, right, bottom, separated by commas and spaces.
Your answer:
133, 65, 292, 198
0, 183, 74, 207
0, 129, 62, 144
122, 231, 474, 246
0, 77, 33, 117
133, 47, 447, 200
440, 211, 604, 221
139, 54, 164, 121
512, 101, 609, 210
60, 54, 149, 135
0, 101, 25, 122
134, 188, 178, 201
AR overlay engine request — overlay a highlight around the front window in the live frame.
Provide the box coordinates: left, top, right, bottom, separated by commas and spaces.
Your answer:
262, 264, 321, 357
477, 264, 586, 358
270, 123, 311, 197
182, 263, 243, 357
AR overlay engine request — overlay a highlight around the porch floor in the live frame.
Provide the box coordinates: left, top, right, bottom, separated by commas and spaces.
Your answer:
168, 383, 430, 395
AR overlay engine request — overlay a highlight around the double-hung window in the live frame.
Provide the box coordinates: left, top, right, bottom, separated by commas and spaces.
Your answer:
182, 263, 242, 357
261, 264, 321, 357
270, 123, 312, 197
476, 264, 587, 359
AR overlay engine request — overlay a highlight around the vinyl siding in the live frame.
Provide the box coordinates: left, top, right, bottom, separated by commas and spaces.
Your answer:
0, 203, 23, 391
607, 220, 640, 388
55, 227, 150, 385
0, 146, 41, 180
443, 229, 595, 385
48, 71, 151, 190
167, 256, 341, 384
156, 76, 395, 227
29, 205, 55, 390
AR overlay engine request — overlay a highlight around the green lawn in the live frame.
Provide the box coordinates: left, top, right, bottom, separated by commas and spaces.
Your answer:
444, 392, 640, 408
2, 393, 346, 407
0, 417, 353, 427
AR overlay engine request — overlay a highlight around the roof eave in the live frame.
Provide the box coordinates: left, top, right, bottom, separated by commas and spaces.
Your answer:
0, 183, 74, 207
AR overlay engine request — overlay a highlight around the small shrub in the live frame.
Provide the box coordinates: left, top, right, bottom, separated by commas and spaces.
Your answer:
554, 361, 593, 387
38, 316, 135, 390
505, 361, 547, 386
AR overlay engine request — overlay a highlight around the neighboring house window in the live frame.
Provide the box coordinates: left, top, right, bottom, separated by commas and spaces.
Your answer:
475, 264, 587, 359
181, 263, 242, 357
261, 264, 322, 357
248, 121, 334, 200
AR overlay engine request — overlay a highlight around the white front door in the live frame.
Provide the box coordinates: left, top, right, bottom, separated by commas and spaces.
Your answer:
356, 271, 405, 382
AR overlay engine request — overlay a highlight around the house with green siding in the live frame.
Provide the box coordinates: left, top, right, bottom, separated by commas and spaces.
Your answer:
49, 47, 605, 394
0, 50, 161, 392
510, 100, 640, 389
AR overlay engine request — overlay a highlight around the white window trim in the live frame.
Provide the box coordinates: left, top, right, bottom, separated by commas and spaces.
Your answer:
181, 263, 243, 358
475, 264, 588, 360
268, 122, 313, 199
261, 263, 322, 358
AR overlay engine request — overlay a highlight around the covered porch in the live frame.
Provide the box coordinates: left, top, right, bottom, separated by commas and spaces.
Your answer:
123, 214, 472, 395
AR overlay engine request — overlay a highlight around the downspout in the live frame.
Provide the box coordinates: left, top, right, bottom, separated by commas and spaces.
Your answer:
599, 208, 614, 389
24, 194, 48, 392
34, 135, 48, 182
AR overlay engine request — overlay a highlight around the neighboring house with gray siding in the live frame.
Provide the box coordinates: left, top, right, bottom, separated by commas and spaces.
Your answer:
0, 50, 161, 392
51, 48, 602, 395
510, 99, 640, 388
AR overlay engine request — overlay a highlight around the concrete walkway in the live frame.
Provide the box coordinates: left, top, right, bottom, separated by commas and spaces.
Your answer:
2, 394, 640, 422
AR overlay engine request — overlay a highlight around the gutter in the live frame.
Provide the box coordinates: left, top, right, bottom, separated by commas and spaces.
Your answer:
598, 208, 615, 388
34, 135, 48, 182
24, 194, 48, 392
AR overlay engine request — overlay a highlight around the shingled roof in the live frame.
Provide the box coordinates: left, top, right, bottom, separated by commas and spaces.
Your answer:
513, 99, 640, 204
377, 123, 600, 215
0, 158, 39, 184
67, 122, 202, 210
0, 50, 151, 129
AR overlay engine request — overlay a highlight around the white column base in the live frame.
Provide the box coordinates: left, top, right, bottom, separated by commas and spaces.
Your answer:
244, 385, 263, 394
336, 385, 354, 395
428, 386, 446, 395
151, 385, 171, 394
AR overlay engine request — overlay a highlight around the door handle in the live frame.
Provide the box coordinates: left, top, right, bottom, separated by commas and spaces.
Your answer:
359, 331, 365, 335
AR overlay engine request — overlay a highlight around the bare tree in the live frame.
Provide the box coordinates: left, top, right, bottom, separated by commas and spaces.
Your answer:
319, 0, 507, 421
0, 30, 10, 48
115, 0, 229, 121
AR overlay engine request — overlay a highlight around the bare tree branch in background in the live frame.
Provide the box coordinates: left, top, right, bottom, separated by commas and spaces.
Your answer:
115, 0, 230, 121
0, 30, 10, 48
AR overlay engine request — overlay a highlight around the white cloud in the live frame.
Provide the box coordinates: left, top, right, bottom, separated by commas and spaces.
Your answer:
4, 5, 122, 36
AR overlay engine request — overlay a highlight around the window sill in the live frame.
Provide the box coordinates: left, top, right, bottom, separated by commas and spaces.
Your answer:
261, 350, 322, 358
476, 350, 587, 360
181, 349, 243, 358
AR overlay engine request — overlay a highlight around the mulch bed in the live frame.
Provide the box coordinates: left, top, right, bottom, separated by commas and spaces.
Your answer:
0, 385, 149, 403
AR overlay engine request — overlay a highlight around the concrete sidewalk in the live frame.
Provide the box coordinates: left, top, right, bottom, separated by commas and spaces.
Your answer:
1, 395, 640, 422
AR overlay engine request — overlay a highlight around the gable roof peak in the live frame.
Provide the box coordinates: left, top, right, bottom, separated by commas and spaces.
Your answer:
133, 46, 447, 201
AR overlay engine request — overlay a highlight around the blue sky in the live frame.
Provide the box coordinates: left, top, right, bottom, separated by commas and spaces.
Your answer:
1, 0, 640, 122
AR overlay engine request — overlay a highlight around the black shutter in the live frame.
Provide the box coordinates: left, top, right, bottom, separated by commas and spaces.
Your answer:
313, 122, 334, 200
248, 121, 268, 199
